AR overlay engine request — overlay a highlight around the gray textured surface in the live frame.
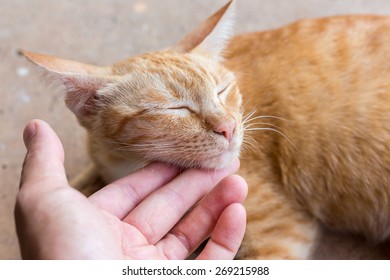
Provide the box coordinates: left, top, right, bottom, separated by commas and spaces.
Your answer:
1, 0, 390, 259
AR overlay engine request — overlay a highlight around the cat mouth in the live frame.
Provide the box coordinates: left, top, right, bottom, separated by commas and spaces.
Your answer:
173, 138, 242, 169
133, 133, 243, 170
142, 145, 239, 170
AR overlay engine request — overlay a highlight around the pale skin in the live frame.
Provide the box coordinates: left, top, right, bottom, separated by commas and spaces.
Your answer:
15, 120, 247, 259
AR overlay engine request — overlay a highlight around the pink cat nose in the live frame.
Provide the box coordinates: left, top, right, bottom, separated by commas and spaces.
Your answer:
213, 119, 236, 142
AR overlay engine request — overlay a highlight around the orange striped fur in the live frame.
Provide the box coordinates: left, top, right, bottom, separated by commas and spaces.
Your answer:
23, 1, 390, 259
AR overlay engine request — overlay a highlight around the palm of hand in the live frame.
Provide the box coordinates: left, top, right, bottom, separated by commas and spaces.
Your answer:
16, 120, 246, 260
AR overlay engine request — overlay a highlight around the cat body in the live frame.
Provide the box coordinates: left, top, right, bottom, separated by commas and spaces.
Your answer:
226, 15, 390, 258
23, 1, 390, 259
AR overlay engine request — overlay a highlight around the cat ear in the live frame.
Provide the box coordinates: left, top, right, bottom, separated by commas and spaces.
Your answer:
173, 0, 235, 60
21, 50, 115, 117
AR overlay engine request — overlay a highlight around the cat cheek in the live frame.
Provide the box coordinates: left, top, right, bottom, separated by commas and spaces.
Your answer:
224, 88, 242, 108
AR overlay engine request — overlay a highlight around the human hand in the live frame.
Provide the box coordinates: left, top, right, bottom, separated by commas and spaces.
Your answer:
15, 120, 247, 259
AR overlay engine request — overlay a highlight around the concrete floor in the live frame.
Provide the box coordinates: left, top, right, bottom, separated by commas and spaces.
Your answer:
2, 0, 390, 259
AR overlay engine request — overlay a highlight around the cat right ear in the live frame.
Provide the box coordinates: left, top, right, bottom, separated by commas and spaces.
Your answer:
173, 0, 235, 61
21, 50, 115, 118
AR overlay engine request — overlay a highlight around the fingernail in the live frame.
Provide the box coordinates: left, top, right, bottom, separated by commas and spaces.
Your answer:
23, 121, 37, 149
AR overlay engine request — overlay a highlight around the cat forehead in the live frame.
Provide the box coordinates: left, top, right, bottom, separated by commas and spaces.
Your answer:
111, 52, 234, 100
113, 52, 229, 85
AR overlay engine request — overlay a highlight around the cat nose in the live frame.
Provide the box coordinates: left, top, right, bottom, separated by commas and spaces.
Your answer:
213, 118, 236, 142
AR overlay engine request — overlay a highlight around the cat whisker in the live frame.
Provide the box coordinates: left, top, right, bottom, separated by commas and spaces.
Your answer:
242, 137, 262, 154
234, 71, 259, 79
243, 131, 263, 151
108, 142, 181, 155
244, 122, 282, 130
102, 138, 178, 149
242, 108, 257, 123
243, 114, 293, 125
245, 127, 298, 150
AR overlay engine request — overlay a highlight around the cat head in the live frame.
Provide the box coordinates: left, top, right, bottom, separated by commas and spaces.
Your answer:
22, 0, 243, 169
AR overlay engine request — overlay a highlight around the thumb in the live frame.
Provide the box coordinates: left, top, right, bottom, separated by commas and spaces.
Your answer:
20, 119, 68, 191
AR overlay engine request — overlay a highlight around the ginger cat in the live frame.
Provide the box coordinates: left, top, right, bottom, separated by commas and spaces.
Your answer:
22, 1, 390, 259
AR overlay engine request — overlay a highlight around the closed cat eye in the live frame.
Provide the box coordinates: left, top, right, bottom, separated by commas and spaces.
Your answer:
217, 85, 230, 95
168, 106, 194, 113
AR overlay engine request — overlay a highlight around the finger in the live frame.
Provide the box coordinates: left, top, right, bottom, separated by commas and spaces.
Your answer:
196, 203, 246, 260
88, 162, 180, 219
123, 159, 240, 245
16, 119, 70, 258
157, 175, 248, 259
20, 119, 68, 192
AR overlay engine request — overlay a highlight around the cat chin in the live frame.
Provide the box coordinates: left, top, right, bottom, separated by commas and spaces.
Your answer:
198, 150, 240, 170
155, 149, 239, 171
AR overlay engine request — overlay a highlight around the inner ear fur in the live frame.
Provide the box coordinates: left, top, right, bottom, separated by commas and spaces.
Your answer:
21, 49, 117, 117
173, 0, 235, 60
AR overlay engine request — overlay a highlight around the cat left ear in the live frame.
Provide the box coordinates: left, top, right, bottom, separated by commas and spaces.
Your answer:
173, 0, 235, 61
21, 50, 115, 118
